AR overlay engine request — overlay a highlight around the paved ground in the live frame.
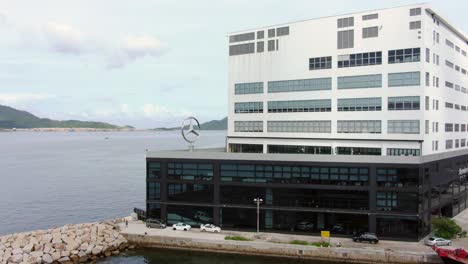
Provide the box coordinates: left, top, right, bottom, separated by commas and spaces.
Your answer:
120, 221, 434, 254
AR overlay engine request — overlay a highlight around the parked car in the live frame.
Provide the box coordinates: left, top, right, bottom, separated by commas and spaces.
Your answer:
200, 224, 221, 233
172, 223, 191, 231
331, 224, 344, 232
352, 233, 379, 244
145, 218, 166, 229
296, 221, 314, 231
425, 237, 452, 246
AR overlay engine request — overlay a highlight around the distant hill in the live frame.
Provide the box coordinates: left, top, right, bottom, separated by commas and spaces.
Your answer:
0, 104, 128, 129
153, 117, 227, 131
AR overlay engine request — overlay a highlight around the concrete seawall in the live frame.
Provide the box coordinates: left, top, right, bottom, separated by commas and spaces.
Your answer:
123, 233, 442, 264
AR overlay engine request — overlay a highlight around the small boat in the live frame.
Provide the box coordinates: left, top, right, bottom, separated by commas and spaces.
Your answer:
433, 246, 468, 264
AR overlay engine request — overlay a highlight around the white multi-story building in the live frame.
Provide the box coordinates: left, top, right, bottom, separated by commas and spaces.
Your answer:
227, 3, 467, 157
146, 3, 468, 240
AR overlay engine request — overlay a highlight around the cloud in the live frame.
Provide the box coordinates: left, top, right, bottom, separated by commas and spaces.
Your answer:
43, 23, 85, 54
106, 35, 168, 69
0, 93, 56, 105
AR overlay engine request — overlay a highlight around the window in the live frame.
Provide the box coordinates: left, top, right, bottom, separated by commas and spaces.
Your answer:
337, 147, 381, 156
337, 30, 354, 49
229, 43, 255, 56
386, 148, 421, 157
362, 26, 378, 38
337, 74, 382, 89
235, 82, 263, 94
410, 7, 421, 16
388, 120, 420, 134
234, 121, 263, 132
388, 48, 420, 63
337, 17, 354, 28
425, 120, 429, 134
446, 140, 453, 150
425, 72, 430, 86
268, 145, 332, 155
338, 51, 382, 68
267, 40, 275, 51
455, 124, 460, 132
337, 97, 381, 111
267, 121, 331, 133
362, 13, 378, 20
148, 182, 161, 200
377, 192, 418, 212
337, 120, 381, 134
388, 72, 420, 87
148, 162, 161, 179
229, 32, 255, 43
309, 56, 332, 70
445, 81, 454, 89
168, 163, 214, 181
268, 99, 331, 113
445, 39, 454, 48
268, 78, 332, 93
234, 102, 263, 113
268, 29, 275, 38
448, 122, 457, 132
445, 102, 453, 109
388, 96, 420, 110
229, 144, 263, 153
409, 21, 421, 30
256, 31, 264, 39
256, 41, 264, 52
276, 26, 289, 36
425, 48, 430, 63
445, 60, 454, 68
462, 139, 466, 147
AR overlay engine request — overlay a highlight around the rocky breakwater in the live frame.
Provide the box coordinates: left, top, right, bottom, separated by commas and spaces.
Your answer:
0, 221, 131, 264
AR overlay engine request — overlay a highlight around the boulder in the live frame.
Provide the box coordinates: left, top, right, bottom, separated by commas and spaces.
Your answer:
85, 244, 95, 254
52, 251, 61, 261
29, 251, 44, 258
77, 251, 88, 262
8, 253, 23, 263
79, 242, 88, 251
23, 243, 34, 254
61, 250, 70, 257
42, 253, 54, 264
91, 245, 103, 255
11, 248, 23, 255
58, 256, 72, 264
65, 242, 79, 251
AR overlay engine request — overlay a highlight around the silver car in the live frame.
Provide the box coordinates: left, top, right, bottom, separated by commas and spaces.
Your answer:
424, 236, 452, 246
146, 218, 166, 229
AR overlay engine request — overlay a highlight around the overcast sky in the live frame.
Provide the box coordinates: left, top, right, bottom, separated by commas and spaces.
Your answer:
0, 0, 466, 128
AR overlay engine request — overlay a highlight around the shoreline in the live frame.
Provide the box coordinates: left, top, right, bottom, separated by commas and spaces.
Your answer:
121, 221, 443, 264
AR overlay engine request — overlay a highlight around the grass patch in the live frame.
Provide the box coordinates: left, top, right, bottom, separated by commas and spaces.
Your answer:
290, 240, 309, 245
289, 240, 331, 247
311, 241, 331, 247
225, 235, 251, 241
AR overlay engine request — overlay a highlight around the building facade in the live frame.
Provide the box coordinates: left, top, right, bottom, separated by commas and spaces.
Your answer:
146, 4, 468, 240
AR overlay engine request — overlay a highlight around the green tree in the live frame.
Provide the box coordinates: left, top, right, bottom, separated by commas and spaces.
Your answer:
432, 217, 462, 239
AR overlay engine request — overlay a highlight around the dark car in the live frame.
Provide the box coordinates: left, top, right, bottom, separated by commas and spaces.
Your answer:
146, 218, 166, 229
352, 232, 379, 244
296, 221, 314, 231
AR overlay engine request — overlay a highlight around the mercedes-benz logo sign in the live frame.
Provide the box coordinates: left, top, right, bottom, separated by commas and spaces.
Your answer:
181, 117, 200, 143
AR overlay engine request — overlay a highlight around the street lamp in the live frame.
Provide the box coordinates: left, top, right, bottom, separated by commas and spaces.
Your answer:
253, 197, 263, 233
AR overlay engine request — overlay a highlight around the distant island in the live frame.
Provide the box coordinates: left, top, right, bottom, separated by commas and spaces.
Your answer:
153, 117, 227, 131
0, 104, 132, 130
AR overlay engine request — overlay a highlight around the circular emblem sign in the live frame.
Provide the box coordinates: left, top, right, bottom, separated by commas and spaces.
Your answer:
181, 117, 200, 143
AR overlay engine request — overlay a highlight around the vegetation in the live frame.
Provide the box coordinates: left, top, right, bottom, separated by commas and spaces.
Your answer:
153, 117, 227, 131
0, 104, 126, 129
432, 217, 462, 239
290, 240, 309, 245
289, 240, 331, 247
224, 235, 251, 241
